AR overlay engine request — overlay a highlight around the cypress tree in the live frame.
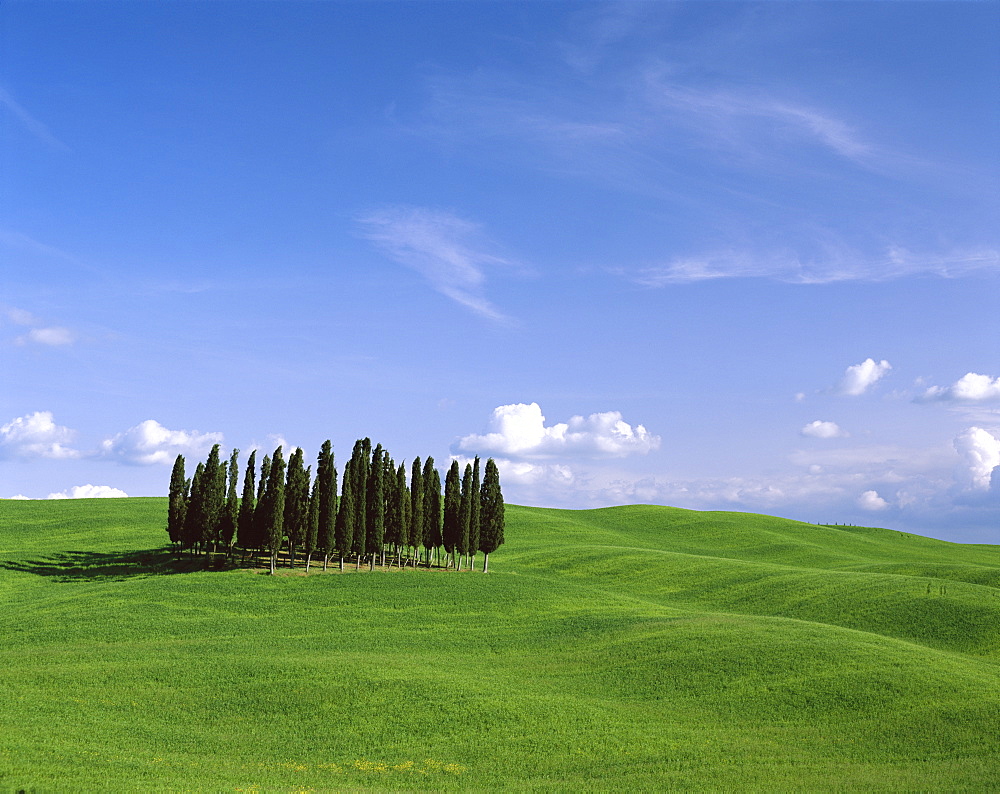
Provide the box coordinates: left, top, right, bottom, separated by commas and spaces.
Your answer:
409, 456, 424, 567
365, 444, 385, 570
182, 461, 206, 552
220, 448, 240, 552
316, 441, 337, 571
250, 453, 271, 557
479, 458, 505, 573
457, 462, 472, 571
469, 456, 481, 571
385, 462, 407, 566
350, 439, 371, 568
305, 476, 319, 572
263, 446, 286, 574
443, 460, 461, 569
423, 458, 442, 567
284, 448, 310, 567
200, 444, 225, 554
237, 450, 256, 556
167, 454, 187, 546
335, 459, 355, 572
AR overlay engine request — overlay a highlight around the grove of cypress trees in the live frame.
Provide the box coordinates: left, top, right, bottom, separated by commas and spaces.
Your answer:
469, 456, 481, 571
200, 444, 226, 553
237, 449, 256, 556
479, 458, 505, 573
457, 462, 472, 570
250, 453, 271, 557
168, 454, 187, 546
350, 439, 371, 569
443, 460, 461, 569
316, 441, 337, 571
335, 459, 355, 572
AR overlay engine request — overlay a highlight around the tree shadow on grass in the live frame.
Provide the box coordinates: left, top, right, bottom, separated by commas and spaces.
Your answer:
0, 548, 239, 582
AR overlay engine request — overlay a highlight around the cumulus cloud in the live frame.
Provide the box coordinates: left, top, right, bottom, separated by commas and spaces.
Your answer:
919, 372, 1000, 403
857, 489, 889, 511
358, 206, 511, 322
838, 358, 891, 396
47, 484, 128, 499
100, 419, 223, 465
954, 427, 1000, 491
0, 411, 79, 459
800, 420, 847, 439
16, 326, 75, 346
454, 402, 660, 460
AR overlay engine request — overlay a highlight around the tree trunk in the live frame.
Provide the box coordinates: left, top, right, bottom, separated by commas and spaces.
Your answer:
305, 552, 312, 573
270, 553, 276, 575
323, 553, 329, 572
483, 553, 489, 573
356, 553, 361, 570
471, 554, 475, 572
339, 555, 344, 573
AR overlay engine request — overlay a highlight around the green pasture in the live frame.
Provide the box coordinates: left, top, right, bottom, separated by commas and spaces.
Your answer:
1, 498, 998, 790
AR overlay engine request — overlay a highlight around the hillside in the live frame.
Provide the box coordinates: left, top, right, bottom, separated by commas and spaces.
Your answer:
1, 498, 998, 790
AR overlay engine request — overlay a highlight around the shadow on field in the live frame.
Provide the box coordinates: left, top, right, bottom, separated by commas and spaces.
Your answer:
0, 548, 234, 582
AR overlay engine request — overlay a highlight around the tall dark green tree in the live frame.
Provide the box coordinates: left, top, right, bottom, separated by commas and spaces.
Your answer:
284, 448, 310, 567
167, 454, 187, 545
350, 439, 371, 568
423, 458, 442, 567
220, 448, 240, 551
385, 463, 407, 566
199, 444, 226, 553
251, 453, 271, 555
262, 446, 286, 574
335, 459, 355, 572
457, 462, 473, 570
409, 457, 424, 567
469, 456, 481, 570
316, 441, 337, 571
182, 461, 206, 552
305, 476, 319, 572
237, 449, 256, 556
365, 444, 385, 570
479, 458, 505, 573
442, 460, 461, 569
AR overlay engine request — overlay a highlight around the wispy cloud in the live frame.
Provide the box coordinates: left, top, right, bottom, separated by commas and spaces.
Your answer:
630, 246, 1000, 286
0, 86, 69, 151
358, 206, 513, 323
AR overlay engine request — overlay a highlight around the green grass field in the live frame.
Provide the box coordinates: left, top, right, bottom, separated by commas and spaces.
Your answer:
1, 498, 998, 790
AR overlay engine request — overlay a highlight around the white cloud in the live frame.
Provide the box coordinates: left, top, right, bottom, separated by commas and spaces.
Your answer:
100, 419, 223, 466
16, 326, 75, 346
0, 411, 79, 459
6, 494, 31, 500
454, 402, 660, 460
920, 373, 1000, 403
358, 206, 511, 322
857, 489, 889, 511
801, 420, 847, 439
47, 484, 128, 499
838, 358, 891, 396
953, 427, 1000, 491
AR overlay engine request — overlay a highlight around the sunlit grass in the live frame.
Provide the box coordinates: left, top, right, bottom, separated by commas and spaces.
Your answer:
1, 498, 998, 789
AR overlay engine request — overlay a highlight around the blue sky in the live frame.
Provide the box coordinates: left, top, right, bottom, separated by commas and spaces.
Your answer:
2, 1, 998, 542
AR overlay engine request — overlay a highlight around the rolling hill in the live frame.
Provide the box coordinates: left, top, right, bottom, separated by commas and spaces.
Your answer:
1, 498, 997, 790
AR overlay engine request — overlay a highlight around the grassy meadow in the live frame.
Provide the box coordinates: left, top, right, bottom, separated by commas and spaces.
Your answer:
1, 498, 998, 790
